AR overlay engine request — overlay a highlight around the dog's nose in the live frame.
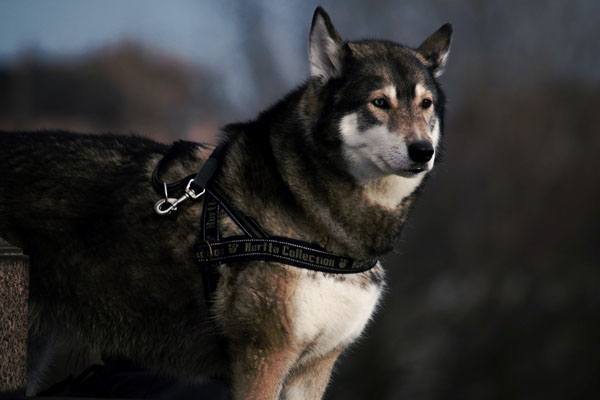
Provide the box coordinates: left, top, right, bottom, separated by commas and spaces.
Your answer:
408, 141, 434, 163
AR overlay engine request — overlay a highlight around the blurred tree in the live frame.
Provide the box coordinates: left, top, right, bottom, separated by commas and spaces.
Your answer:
0, 43, 226, 143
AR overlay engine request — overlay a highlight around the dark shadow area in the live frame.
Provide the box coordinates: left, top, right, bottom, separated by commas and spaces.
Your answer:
37, 359, 229, 400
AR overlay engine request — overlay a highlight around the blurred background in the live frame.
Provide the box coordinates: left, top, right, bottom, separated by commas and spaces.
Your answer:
1, 0, 599, 399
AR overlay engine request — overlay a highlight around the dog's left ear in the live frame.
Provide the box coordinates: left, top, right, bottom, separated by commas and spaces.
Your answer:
418, 23, 453, 77
309, 7, 344, 81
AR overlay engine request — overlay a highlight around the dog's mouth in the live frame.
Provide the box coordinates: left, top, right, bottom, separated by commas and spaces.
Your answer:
375, 156, 429, 178
396, 166, 428, 177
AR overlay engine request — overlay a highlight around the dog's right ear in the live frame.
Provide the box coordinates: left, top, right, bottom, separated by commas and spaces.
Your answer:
309, 7, 343, 81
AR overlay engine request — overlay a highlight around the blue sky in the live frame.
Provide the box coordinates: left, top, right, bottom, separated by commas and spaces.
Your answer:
0, 1, 235, 63
2, 0, 598, 114
0, 0, 314, 110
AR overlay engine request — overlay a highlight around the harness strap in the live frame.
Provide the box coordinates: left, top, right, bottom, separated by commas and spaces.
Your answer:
151, 141, 200, 195
199, 192, 220, 306
188, 144, 228, 195
196, 190, 377, 274
206, 186, 268, 239
151, 141, 229, 200
152, 140, 379, 306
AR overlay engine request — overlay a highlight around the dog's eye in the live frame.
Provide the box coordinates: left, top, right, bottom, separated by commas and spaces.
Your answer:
371, 98, 389, 109
421, 99, 433, 109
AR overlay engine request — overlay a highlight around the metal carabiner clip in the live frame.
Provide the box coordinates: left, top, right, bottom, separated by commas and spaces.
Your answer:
153, 197, 180, 215
154, 179, 205, 216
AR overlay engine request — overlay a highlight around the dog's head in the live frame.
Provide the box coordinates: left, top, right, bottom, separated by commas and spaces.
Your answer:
306, 7, 452, 181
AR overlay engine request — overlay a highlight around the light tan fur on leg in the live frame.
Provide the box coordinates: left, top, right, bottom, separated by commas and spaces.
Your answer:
282, 349, 342, 400
230, 346, 299, 400
216, 263, 301, 399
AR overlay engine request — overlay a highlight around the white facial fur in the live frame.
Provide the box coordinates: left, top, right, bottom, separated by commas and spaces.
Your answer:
339, 86, 440, 208
340, 113, 438, 179
415, 82, 427, 100
428, 118, 441, 170
340, 113, 408, 180
382, 85, 397, 102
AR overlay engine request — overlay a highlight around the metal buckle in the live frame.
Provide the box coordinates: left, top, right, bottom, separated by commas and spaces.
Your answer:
154, 179, 205, 215
185, 179, 205, 199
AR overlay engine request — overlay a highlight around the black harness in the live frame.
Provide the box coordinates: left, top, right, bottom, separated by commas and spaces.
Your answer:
151, 141, 378, 303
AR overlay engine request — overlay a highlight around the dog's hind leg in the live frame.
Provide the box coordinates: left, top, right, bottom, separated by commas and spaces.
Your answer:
281, 349, 342, 400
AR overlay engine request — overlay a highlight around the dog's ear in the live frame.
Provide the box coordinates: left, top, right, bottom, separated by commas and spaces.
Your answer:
309, 7, 343, 81
417, 23, 453, 78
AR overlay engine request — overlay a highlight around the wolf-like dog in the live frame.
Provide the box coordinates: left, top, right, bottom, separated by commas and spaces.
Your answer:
0, 7, 451, 399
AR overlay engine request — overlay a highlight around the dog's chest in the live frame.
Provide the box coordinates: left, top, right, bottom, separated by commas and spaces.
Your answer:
289, 265, 383, 356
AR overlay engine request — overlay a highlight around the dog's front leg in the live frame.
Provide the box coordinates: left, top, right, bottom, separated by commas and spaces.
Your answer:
281, 348, 342, 400
229, 344, 298, 400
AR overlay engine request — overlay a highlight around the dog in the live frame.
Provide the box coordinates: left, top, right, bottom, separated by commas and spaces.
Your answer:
0, 7, 451, 399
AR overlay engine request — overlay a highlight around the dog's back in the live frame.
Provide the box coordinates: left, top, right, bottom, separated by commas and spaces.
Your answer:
0, 131, 225, 391
0, 131, 166, 247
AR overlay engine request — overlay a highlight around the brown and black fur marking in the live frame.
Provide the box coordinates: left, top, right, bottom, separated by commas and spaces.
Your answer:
0, 7, 451, 400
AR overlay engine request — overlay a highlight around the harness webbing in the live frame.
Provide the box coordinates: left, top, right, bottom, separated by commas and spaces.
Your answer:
196, 189, 377, 274
151, 140, 378, 305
